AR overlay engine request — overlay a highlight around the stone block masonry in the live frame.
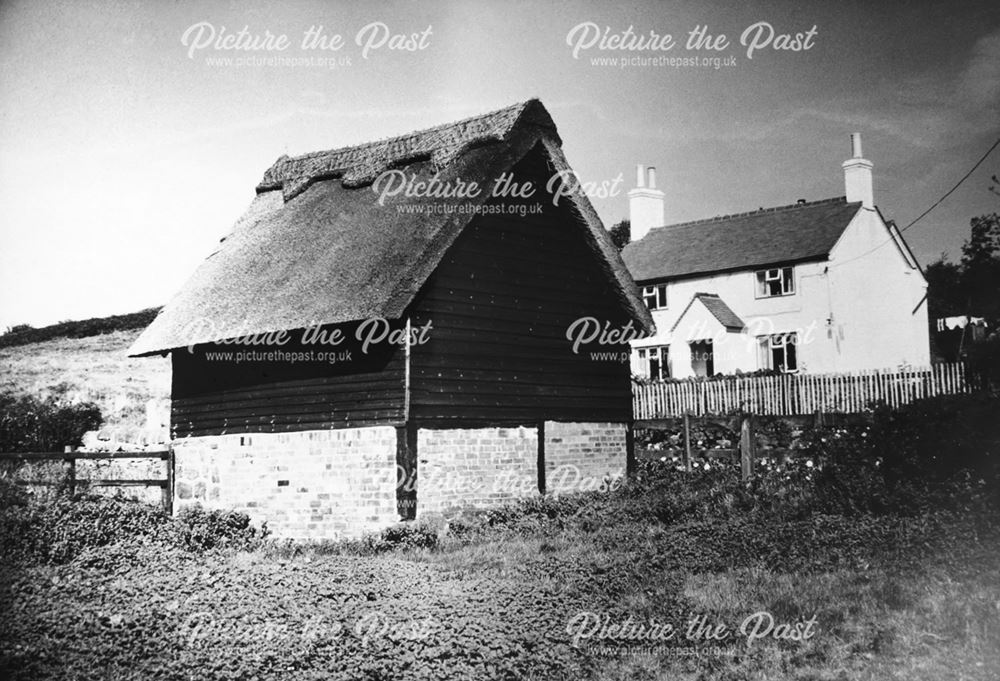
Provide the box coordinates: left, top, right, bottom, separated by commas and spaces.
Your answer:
415, 422, 628, 515
169, 421, 628, 538
171, 427, 398, 540
417, 426, 538, 515
544, 422, 627, 496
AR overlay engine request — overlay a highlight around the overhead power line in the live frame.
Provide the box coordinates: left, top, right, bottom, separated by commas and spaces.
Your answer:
899, 137, 1000, 233
830, 137, 1000, 269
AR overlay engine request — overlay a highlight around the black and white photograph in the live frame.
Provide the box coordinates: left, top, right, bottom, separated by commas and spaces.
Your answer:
1, 1, 999, 678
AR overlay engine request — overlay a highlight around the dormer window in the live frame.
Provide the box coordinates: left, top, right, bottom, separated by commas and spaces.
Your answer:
643, 284, 668, 310
755, 267, 794, 298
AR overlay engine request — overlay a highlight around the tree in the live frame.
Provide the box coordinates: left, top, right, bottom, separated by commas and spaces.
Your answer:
925, 257, 965, 320
609, 219, 630, 251
927, 213, 1000, 323
959, 213, 1000, 322
928, 213, 1000, 377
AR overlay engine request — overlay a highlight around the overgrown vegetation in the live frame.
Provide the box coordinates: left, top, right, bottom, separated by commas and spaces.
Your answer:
0, 392, 102, 452
0, 307, 161, 349
926, 212, 1000, 324
1, 393, 998, 680
631, 367, 787, 385
0, 487, 267, 564
926, 213, 1000, 381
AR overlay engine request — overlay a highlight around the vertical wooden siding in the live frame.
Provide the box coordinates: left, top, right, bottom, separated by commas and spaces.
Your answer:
407, 147, 635, 425
170, 145, 640, 435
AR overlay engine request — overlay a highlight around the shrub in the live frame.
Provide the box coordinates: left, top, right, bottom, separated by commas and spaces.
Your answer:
0, 392, 102, 452
363, 520, 439, 553
172, 504, 268, 552
484, 494, 589, 525
631, 368, 785, 386
0, 495, 270, 564
0, 307, 161, 348
867, 393, 1000, 483
0, 477, 29, 508
0, 493, 172, 563
630, 410, 999, 523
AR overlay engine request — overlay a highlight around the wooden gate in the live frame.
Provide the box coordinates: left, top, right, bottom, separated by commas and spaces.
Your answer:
0, 449, 176, 513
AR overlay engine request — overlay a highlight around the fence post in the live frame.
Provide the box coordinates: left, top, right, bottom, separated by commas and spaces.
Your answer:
625, 421, 634, 480
739, 414, 756, 481
164, 447, 175, 516
682, 412, 692, 472
63, 447, 76, 497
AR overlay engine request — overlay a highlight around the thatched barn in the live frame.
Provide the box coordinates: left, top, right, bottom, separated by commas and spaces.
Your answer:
130, 99, 653, 538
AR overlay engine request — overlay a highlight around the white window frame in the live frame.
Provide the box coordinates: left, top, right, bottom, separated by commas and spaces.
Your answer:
755, 267, 795, 298
642, 284, 668, 310
637, 345, 671, 380
757, 332, 798, 372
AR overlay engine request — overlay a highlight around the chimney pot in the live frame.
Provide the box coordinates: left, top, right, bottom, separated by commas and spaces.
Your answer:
628, 162, 665, 242
842, 132, 874, 208
851, 132, 863, 158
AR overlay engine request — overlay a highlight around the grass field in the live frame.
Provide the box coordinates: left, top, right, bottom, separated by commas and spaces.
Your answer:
2, 456, 998, 680
1, 330, 997, 679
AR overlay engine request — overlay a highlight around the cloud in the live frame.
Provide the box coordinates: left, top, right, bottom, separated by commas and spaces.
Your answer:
958, 28, 1000, 110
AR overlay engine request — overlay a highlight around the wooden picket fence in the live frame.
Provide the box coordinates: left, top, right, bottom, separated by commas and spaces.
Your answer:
633, 363, 969, 419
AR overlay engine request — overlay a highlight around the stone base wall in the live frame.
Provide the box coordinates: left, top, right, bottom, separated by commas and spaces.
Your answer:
417, 426, 538, 515
171, 427, 397, 540
167, 421, 628, 538
544, 422, 627, 496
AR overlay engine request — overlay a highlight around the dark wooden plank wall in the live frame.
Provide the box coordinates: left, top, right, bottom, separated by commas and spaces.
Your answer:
170, 144, 636, 436
407, 146, 635, 426
171, 319, 406, 437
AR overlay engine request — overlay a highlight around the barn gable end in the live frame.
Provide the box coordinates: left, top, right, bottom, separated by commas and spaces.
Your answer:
135, 100, 649, 539
408, 142, 634, 426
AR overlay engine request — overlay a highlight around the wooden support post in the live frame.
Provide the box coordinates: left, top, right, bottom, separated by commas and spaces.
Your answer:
625, 420, 636, 479
538, 420, 547, 493
164, 448, 175, 516
740, 414, 756, 481
682, 412, 693, 472
65, 453, 76, 498
814, 409, 825, 430
395, 424, 418, 521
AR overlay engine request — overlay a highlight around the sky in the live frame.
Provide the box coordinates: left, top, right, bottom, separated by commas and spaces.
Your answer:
1, 0, 998, 330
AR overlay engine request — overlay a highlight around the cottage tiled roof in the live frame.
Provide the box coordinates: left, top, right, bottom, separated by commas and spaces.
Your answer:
670, 293, 745, 333
622, 197, 862, 283
129, 100, 652, 356
696, 293, 744, 330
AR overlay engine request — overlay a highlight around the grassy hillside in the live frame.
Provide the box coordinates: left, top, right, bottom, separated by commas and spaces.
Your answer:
0, 329, 170, 432
0, 308, 161, 349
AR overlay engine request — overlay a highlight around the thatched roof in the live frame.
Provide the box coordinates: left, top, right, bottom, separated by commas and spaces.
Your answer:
622, 197, 862, 283
130, 100, 652, 356
257, 99, 560, 200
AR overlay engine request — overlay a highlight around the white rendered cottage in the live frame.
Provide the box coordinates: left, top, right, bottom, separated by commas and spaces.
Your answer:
622, 134, 930, 379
